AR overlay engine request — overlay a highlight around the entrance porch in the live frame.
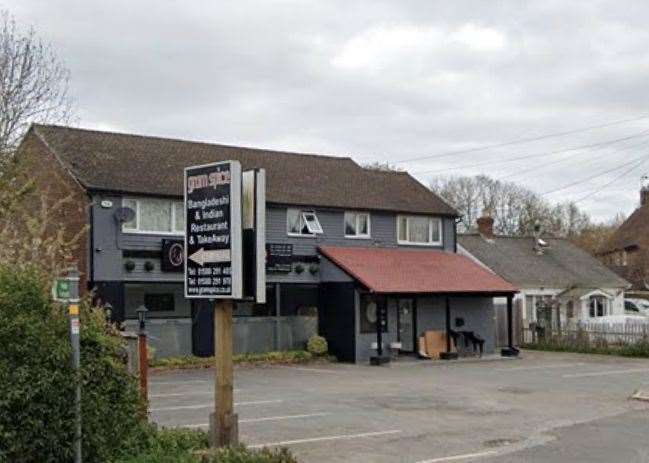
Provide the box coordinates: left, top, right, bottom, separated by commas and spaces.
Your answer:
317, 246, 519, 364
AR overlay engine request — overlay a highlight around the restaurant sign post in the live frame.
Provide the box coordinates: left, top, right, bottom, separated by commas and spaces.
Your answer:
184, 160, 265, 447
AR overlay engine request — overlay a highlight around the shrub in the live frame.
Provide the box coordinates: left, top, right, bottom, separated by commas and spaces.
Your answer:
150, 351, 315, 370
198, 445, 298, 463
0, 265, 147, 463
306, 335, 328, 356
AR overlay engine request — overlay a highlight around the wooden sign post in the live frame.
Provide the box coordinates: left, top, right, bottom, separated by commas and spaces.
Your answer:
185, 161, 242, 447
184, 161, 265, 448
212, 299, 236, 446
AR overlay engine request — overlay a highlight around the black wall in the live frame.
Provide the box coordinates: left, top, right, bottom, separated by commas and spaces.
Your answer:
92, 281, 125, 322
318, 282, 356, 362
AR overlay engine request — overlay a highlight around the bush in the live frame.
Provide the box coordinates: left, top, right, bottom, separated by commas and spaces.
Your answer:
306, 335, 328, 356
150, 351, 315, 370
116, 427, 208, 463
0, 266, 147, 463
197, 445, 298, 463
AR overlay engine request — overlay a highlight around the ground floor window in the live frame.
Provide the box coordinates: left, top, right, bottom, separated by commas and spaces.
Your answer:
360, 295, 387, 334
279, 284, 318, 316
589, 296, 608, 318
124, 283, 189, 318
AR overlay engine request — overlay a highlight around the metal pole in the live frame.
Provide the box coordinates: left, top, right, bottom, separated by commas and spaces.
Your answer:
66, 268, 82, 463
210, 299, 238, 447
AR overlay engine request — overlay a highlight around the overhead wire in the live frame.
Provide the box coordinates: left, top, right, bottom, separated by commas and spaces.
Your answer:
392, 114, 649, 165
411, 128, 649, 175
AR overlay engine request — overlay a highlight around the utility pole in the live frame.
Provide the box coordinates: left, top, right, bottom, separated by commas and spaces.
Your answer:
136, 306, 149, 402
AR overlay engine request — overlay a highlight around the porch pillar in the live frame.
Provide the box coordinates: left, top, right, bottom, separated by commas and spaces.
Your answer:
370, 295, 390, 365
440, 296, 458, 360
501, 294, 520, 357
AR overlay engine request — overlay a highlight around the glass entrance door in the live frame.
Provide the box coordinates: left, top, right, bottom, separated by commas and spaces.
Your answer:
398, 299, 415, 352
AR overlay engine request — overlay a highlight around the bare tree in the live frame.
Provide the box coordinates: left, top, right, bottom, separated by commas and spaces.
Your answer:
430, 174, 592, 237
0, 10, 73, 164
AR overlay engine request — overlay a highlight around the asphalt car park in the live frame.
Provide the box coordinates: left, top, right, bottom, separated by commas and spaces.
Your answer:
149, 351, 649, 463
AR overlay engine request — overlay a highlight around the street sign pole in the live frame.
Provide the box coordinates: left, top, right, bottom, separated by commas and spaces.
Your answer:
55, 267, 82, 463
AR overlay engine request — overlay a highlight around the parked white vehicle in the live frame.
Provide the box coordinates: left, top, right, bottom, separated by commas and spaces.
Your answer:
625, 298, 649, 315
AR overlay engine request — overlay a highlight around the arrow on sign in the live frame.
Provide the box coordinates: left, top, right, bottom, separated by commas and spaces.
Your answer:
188, 248, 231, 266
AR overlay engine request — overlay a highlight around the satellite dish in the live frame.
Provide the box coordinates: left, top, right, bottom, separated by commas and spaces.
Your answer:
114, 207, 135, 223
537, 238, 548, 247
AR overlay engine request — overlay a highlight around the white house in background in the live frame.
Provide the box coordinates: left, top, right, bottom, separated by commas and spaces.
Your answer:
458, 215, 630, 329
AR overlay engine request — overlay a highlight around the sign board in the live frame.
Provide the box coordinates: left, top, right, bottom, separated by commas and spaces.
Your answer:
184, 161, 242, 299
242, 169, 266, 303
53, 279, 72, 301
161, 239, 184, 272
266, 243, 293, 273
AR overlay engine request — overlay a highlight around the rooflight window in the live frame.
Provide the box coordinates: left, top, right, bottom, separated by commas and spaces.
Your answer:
287, 208, 323, 236
122, 198, 185, 234
397, 215, 442, 246
344, 212, 371, 238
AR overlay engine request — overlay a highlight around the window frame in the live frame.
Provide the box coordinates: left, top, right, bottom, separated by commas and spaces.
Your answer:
396, 215, 443, 246
121, 197, 185, 235
344, 211, 371, 239
286, 208, 322, 237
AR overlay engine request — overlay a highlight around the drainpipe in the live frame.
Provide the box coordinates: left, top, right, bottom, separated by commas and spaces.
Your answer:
440, 296, 458, 360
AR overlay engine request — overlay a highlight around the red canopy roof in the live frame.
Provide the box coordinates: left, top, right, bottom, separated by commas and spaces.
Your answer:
319, 246, 517, 294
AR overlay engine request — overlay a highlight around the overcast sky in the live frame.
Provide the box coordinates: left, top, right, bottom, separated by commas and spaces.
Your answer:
9, 1, 649, 221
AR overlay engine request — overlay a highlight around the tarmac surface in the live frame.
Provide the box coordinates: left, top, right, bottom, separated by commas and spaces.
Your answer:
149, 350, 649, 462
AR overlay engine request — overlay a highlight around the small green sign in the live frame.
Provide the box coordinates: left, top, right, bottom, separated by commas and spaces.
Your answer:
53, 279, 71, 301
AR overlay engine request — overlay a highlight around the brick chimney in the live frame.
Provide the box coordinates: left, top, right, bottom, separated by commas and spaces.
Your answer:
476, 213, 494, 238
642, 186, 649, 207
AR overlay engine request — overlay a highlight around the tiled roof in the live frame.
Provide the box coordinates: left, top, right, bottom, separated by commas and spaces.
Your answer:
28, 125, 458, 216
318, 246, 517, 294
458, 234, 629, 289
601, 204, 649, 253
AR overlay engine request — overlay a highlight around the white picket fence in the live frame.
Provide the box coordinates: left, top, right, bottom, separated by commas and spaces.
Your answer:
522, 319, 649, 347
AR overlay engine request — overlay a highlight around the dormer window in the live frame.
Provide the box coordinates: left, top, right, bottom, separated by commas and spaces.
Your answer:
287, 208, 323, 236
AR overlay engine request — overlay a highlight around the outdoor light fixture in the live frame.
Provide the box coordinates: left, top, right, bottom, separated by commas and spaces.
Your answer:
136, 305, 148, 333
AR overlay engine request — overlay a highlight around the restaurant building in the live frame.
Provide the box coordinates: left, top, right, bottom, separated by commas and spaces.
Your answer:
16, 124, 518, 362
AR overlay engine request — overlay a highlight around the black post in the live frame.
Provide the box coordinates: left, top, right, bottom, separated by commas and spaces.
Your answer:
501, 294, 520, 357
376, 298, 383, 357
370, 295, 389, 365
440, 296, 458, 360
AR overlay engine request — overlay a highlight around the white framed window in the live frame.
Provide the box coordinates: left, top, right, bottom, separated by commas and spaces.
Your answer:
122, 198, 185, 234
589, 296, 608, 318
397, 215, 442, 246
287, 208, 323, 236
344, 211, 371, 238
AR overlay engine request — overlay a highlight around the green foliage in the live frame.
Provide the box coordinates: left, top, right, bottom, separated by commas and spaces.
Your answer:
150, 351, 316, 370
116, 427, 208, 463
306, 335, 328, 356
197, 445, 298, 463
522, 339, 649, 358
0, 265, 147, 463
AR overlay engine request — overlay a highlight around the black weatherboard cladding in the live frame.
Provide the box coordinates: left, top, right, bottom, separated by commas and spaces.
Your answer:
318, 282, 356, 362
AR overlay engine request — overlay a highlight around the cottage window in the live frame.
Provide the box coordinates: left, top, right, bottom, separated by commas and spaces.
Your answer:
122, 198, 185, 234
397, 215, 442, 246
287, 208, 323, 236
589, 296, 607, 318
344, 212, 370, 238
